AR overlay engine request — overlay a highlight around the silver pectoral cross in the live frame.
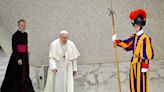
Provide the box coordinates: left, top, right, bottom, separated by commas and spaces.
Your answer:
63, 55, 66, 60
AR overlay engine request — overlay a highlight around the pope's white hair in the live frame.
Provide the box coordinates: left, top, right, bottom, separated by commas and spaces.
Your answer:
59, 30, 69, 38
60, 30, 68, 35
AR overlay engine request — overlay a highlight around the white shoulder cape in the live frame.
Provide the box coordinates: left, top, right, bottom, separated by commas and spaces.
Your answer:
49, 38, 80, 61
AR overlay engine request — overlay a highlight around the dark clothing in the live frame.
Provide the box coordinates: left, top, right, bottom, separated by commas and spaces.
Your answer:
1, 30, 35, 92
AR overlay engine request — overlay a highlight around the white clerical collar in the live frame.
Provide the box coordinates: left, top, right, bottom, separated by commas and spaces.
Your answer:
136, 30, 144, 36
18, 29, 25, 33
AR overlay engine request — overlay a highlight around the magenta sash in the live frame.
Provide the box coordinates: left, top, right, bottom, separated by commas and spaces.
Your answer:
16, 44, 27, 52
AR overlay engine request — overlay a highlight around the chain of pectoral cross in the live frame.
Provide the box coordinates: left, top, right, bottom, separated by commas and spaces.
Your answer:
60, 41, 67, 60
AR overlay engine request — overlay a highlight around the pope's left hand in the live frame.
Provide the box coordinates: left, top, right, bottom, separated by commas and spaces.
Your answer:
73, 71, 77, 77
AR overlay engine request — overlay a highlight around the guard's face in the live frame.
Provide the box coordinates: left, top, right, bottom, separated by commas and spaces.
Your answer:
60, 34, 68, 44
18, 22, 26, 31
133, 24, 141, 32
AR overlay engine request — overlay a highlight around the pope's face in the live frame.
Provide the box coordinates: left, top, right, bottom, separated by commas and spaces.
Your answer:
18, 22, 26, 31
60, 33, 68, 44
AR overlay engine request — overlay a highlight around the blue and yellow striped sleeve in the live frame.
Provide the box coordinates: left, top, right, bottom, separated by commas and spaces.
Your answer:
119, 36, 134, 51
140, 37, 154, 60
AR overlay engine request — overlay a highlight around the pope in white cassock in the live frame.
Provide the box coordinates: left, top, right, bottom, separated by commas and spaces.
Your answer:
44, 30, 80, 92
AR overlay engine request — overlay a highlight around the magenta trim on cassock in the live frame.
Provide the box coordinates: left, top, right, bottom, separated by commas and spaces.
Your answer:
16, 44, 27, 52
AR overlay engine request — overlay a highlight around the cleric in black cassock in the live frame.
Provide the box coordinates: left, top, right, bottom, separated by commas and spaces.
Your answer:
1, 19, 35, 92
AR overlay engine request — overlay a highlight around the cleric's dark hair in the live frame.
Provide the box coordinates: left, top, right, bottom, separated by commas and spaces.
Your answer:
17, 19, 26, 24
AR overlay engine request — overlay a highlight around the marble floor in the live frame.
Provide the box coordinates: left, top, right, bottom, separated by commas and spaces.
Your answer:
0, 49, 43, 92
0, 49, 164, 92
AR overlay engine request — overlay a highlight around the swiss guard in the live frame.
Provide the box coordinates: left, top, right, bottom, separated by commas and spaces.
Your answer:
113, 9, 154, 92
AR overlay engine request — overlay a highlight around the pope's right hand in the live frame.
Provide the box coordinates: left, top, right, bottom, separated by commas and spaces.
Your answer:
52, 69, 57, 73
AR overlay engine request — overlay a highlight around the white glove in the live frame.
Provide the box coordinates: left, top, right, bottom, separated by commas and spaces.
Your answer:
141, 68, 148, 73
112, 34, 117, 42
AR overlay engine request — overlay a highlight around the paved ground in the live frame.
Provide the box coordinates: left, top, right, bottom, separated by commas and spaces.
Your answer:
0, 49, 43, 92
0, 49, 164, 92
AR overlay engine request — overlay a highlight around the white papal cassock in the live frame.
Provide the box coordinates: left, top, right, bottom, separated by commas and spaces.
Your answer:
44, 38, 80, 92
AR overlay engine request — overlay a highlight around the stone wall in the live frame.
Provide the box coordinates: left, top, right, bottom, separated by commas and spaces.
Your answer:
0, 0, 164, 66
1, 49, 164, 92
74, 60, 164, 92
33, 60, 164, 92
21, 60, 164, 92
